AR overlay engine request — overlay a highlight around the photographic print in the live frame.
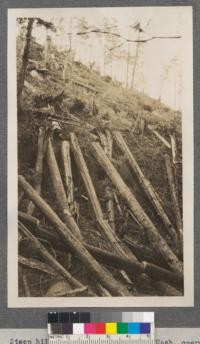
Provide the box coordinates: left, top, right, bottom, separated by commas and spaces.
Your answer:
8, 6, 193, 307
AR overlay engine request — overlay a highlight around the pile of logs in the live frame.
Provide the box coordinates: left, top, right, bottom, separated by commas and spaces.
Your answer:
18, 122, 183, 297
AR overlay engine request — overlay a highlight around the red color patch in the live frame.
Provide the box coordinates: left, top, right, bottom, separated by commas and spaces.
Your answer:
96, 323, 106, 334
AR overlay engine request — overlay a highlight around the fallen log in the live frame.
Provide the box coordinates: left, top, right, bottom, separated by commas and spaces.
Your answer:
46, 138, 81, 238
95, 283, 112, 297
85, 243, 143, 274
113, 131, 178, 244
127, 209, 143, 229
90, 142, 183, 274
148, 125, 171, 149
144, 262, 183, 289
105, 186, 115, 231
105, 129, 113, 158
70, 133, 133, 259
67, 112, 95, 131
20, 218, 182, 289
164, 154, 183, 246
18, 190, 24, 205
19, 255, 59, 277
49, 118, 86, 128
18, 176, 130, 296
27, 127, 46, 215
140, 118, 146, 137
19, 221, 87, 289
155, 281, 183, 296
97, 130, 108, 154
123, 235, 164, 265
104, 130, 115, 231
21, 269, 31, 296
20, 217, 59, 244
85, 244, 183, 288
61, 141, 74, 211
170, 134, 178, 164
70, 133, 103, 219
31, 109, 95, 131
18, 211, 40, 228
113, 192, 123, 216
46, 281, 88, 297
74, 78, 98, 93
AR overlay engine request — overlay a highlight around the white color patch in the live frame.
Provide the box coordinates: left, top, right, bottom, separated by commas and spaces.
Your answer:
73, 323, 84, 334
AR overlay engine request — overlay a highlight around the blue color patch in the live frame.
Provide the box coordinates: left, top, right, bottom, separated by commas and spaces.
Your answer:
128, 322, 140, 334
140, 323, 151, 334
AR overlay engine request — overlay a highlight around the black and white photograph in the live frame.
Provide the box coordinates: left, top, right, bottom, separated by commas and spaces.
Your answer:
8, 6, 193, 307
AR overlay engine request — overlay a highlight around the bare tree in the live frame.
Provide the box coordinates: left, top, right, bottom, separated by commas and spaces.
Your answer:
159, 64, 171, 101
130, 21, 143, 89
17, 18, 56, 108
17, 18, 34, 108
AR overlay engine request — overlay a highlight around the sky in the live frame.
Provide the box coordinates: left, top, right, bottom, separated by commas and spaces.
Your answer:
18, 6, 193, 112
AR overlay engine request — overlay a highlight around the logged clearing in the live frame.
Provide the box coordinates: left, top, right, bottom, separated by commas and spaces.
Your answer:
18, 35, 183, 298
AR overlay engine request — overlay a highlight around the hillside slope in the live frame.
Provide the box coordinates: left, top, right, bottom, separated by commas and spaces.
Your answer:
17, 39, 183, 297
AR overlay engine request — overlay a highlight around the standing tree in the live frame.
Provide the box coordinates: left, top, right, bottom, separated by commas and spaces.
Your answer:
171, 56, 179, 109
17, 17, 56, 108
76, 17, 181, 88
159, 64, 171, 102
75, 17, 90, 63
130, 21, 144, 89
17, 18, 34, 108
130, 18, 152, 90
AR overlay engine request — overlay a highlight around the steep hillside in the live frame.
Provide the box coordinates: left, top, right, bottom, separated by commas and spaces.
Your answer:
18, 39, 183, 297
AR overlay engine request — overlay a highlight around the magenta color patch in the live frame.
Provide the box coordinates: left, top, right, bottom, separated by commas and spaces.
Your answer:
84, 323, 96, 334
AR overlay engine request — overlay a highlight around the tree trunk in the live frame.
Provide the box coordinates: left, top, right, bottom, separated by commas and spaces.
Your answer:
147, 125, 171, 149
17, 18, 34, 107
27, 127, 46, 215
105, 186, 115, 231
46, 138, 81, 238
90, 142, 183, 274
113, 192, 123, 216
95, 283, 112, 297
170, 134, 178, 164
70, 133, 134, 259
21, 269, 31, 296
19, 255, 59, 277
131, 31, 140, 89
18, 211, 40, 228
126, 40, 130, 90
61, 141, 74, 211
18, 190, 24, 206
123, 235, 164, 266
85, 244, 183, 288
113, 131, 178, 244
21, 216, 182, 289
19, 222, 91, 292
104, 130, 115, 231
44, 33, 51, 69
18, 175, 130, 296
155, 281, 182, 296
97, 130, 108, 153
164, 154, 183, 247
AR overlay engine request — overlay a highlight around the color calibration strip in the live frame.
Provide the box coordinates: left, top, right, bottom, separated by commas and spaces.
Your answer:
47, 312, 154, 335
49, 321, 151, 335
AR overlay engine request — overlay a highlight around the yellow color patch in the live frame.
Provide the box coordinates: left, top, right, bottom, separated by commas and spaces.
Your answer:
106, 322, 117, 334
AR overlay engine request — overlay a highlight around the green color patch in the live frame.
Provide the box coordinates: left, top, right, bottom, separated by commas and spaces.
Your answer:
117, 323, 128, 334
